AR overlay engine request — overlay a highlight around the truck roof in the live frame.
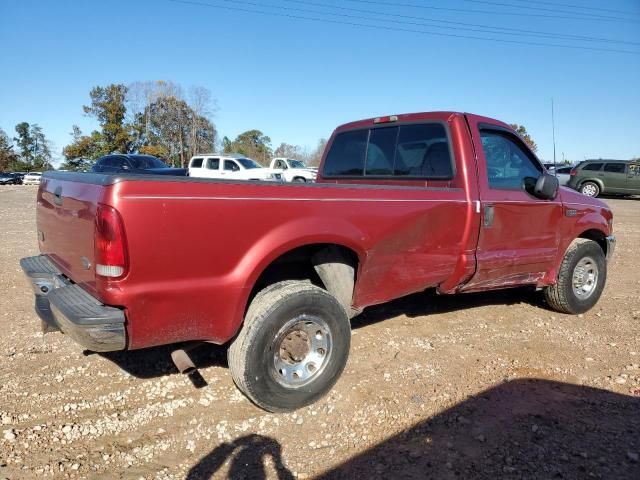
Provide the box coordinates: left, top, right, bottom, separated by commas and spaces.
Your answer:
334, 111, 510, 132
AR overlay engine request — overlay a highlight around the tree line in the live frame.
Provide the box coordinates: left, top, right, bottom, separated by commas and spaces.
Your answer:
1, 84, 548, 173
60, 80, 327, 170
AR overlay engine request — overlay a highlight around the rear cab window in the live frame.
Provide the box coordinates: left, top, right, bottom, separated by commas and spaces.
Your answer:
190, 157, 203, 168
322, 122, 454, 180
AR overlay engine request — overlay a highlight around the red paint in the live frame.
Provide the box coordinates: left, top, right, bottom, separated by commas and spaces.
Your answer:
36, 112, 613, 350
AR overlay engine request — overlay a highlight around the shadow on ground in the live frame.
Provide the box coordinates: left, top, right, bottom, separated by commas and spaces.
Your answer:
185, 379, 639, 479
98, 341, 227, 380
186, 434, 294, 480
351, 286, 545, 330
97, 286, 544, 380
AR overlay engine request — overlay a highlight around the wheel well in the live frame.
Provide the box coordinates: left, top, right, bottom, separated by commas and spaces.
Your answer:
579, 179, 603, 190
247, 244, 359, 311
578, 229, 607, 256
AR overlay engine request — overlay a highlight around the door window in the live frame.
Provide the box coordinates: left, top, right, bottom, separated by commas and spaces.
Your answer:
207, 158, 219, 169
583, 163, 603, 171
102, 157, 121, 168
224, 160, 240, 172
480, 130, 542, 191
604, 163, 626, 173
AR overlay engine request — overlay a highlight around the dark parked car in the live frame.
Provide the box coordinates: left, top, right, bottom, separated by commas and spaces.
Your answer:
0, 172, 22, 185
568, 160, 640, 197
91, 154, 187, 176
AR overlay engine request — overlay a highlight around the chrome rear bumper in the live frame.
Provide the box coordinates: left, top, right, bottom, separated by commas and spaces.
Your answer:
20, 255, 126, 352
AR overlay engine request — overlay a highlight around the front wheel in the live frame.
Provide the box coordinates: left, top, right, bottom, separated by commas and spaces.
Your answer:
292, 177, 307, 183
228, 281, 351, 412
580, 181, 600, 197
544, 239, 606, 314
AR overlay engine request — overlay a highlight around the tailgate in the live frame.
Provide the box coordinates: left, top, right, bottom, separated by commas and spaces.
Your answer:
37, 175, 105, 292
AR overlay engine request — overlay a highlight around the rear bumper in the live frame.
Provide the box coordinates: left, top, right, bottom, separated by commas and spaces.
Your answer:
20, 255, 127, 352
606, 235, 616, 261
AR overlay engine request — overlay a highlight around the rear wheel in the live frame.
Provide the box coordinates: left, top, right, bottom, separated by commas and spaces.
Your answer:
580, 181, 600, 197
544, 239, 606, 314
228, 281, 351, 412
292, 177, 307, 183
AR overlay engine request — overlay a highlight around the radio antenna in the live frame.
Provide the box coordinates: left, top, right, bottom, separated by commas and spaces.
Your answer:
551, 98, 557, 168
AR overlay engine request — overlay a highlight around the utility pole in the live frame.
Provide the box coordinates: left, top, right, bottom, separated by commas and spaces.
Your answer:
551, 98, 557, 170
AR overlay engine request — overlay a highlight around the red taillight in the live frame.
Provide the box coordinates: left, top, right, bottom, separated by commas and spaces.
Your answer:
570, 169, 577, 176
95, 204, 128, 278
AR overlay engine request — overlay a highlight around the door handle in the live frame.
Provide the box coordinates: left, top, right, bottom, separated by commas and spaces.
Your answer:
483, 204, 495, 228
53, 186, 63, 206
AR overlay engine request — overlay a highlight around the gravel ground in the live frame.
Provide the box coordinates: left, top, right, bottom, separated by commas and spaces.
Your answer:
0, 185, 638, 479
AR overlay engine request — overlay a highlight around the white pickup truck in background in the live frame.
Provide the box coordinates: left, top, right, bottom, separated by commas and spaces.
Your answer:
270, 157, 318, 182
188, 154, 282, 181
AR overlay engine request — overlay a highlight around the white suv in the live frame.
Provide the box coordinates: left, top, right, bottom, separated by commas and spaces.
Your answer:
188, 154, 282, 182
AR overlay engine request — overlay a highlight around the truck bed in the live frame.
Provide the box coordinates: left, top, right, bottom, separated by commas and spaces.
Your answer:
36, 171, 474, 349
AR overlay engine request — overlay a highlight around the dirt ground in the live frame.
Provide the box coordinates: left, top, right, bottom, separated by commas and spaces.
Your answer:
0, 185, 638, 479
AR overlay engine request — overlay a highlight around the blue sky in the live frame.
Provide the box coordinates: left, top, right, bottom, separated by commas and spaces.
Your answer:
1, 0, 638, 165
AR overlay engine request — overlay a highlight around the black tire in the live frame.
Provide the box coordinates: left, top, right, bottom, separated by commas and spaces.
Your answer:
292, 177, 306, 183
544, 239, 606, 314
580, 181, 600, 197
228, 280, 351, 412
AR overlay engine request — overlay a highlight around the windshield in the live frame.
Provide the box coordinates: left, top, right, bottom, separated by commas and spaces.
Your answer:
237, 158, 261, 169
289, 160, 306, 168
129, 155, 168, 169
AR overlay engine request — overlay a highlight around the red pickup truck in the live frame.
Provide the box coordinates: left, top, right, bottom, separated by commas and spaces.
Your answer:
21, 112, 615, 412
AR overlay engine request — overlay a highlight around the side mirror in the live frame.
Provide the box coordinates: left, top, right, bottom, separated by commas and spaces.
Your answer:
533, 173, 559, 200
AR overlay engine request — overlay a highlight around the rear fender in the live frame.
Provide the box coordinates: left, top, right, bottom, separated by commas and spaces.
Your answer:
228, 217, 368, 337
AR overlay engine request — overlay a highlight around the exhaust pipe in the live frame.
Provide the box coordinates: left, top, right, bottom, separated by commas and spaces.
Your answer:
171, 348, 197, 375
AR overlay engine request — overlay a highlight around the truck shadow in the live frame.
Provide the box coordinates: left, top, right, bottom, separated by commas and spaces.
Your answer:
99, 342, 228, 381
185, 379, 639, 479
352, 286, 544, 330
98, 287, 546, 380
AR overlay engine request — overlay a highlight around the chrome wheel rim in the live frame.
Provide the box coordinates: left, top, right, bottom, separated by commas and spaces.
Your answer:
581, 184, 598, 196
572, 256, 598, 299
271, 316, 332, 388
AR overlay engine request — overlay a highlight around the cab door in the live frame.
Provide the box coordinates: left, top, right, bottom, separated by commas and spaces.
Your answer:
223, 159, 241, 178
204, 157, 221, 178
627, 163, 640, 194
462, 118, 563, 291
602, 162, 628, 193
